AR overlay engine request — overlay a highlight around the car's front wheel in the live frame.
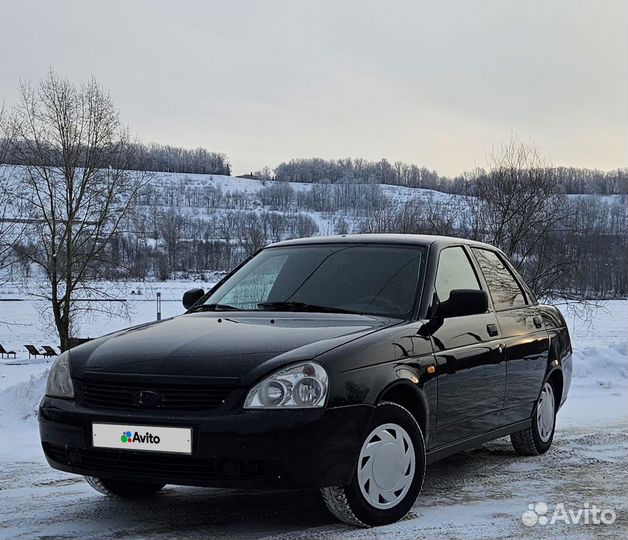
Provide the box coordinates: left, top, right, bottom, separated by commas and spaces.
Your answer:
85, 476, 165, 497
321, 401, 426, 527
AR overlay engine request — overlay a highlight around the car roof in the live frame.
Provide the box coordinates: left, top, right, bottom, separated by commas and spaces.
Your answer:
267, 233, 498, 251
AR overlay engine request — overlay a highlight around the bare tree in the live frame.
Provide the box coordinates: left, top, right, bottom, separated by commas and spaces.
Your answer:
0, 105, 26, 285
468, 137, 574, 299
5, 71, 147, 350
157, 207, 185, 275
239, 213, 268, 257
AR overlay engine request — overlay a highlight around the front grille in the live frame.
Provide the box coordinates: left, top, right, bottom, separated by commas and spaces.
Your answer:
43, 444, 284, 482
81, 379, 234, 411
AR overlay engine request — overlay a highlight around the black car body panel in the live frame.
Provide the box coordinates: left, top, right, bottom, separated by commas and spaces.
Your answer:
70, 312, 393, 380
39, 234, 573, 489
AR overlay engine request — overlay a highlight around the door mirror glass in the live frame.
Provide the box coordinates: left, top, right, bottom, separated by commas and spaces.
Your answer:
182, 288, 205, 310
435, 289, 488, 318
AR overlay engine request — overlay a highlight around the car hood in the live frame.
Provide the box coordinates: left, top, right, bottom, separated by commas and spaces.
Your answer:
70, 311, 393, 383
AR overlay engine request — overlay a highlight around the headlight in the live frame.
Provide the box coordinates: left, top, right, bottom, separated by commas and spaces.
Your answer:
244, 362, 328, 409
45, 352, 74, 399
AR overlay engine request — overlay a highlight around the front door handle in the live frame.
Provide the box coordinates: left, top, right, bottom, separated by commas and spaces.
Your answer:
533, 316, 543, 329
487, 323, 499, 337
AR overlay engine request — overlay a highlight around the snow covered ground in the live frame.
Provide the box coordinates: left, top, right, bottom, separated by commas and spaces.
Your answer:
0, 297, 625, 539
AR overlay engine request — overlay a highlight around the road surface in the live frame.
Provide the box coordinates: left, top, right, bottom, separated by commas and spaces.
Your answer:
1, 420, 625, 540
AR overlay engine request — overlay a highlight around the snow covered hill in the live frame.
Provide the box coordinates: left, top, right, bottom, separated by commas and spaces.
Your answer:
137, 169, 472, 235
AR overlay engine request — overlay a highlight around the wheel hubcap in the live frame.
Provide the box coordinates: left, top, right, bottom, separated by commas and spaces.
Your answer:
357, 423, 415, 509
537, 383, 555, 442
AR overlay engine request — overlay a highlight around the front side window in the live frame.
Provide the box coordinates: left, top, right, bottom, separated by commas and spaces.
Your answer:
202, 244, 426, 319
471, 248, 527, 311
435, 246, 481, 303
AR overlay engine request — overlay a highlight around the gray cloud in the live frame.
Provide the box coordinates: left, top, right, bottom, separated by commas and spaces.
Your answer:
1, 0, 626, 175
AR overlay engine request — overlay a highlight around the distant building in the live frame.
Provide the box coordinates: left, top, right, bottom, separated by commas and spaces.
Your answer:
235, 172, 261, 180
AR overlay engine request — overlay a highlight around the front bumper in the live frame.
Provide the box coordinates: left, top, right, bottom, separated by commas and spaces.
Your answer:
38, 397, 373, 489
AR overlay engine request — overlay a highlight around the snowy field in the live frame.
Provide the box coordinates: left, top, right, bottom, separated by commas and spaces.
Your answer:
0, 294, 626, 539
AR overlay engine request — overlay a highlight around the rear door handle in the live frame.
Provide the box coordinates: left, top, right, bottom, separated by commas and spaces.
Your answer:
533, 316, 543, 329
487, 323, 499, 337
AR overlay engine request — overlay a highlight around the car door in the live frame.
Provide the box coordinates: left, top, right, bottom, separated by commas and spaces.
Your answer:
470, 248, 549, 426
429, 245, 506, 447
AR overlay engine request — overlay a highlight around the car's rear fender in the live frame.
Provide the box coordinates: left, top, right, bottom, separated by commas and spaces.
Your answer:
538, 304, 573, 408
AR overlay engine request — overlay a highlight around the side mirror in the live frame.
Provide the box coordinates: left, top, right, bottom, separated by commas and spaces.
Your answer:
182, 288, 205, 310
435, 289, 488, 318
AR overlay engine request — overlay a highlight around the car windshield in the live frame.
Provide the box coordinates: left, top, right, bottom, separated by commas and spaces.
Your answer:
200, 243, 426, 319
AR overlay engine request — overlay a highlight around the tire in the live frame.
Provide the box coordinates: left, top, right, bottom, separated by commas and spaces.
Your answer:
511, 381, 557, 456
320, 401, 426, 527
85, 476, 165, 497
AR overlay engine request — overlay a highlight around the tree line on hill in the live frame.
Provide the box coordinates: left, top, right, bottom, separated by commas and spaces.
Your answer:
262, 157, 627, 195
0, 138, 230, 176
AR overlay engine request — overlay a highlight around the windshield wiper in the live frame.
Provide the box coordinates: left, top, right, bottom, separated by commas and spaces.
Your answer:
256, 301, 358, 314
189, 303, 241, 312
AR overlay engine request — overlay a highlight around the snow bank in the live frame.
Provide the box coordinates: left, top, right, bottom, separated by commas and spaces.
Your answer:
0, 369, 48, 423
571, 342, 627, 384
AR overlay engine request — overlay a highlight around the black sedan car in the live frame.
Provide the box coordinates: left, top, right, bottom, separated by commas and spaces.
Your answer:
39, 234, 573, 526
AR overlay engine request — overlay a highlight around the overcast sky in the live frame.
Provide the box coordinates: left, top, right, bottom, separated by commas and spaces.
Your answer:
1, 0, 626, 175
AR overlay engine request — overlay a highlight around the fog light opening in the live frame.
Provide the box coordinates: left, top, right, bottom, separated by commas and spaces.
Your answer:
65, 446, 82, 465
216, 458, 241, 479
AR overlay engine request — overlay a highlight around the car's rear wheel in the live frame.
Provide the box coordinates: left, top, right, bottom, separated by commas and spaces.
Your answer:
321, 401, 426, 527
85, 476, 165, 497
511, 381, 557, 456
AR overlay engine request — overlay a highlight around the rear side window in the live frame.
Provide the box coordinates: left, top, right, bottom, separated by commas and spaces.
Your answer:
471, 249, 527, 311
435, 246, 481, 303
